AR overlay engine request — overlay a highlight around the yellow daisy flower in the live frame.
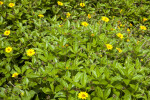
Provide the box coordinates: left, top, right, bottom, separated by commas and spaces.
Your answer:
116, 48, 122, 53
106, 44, 113, 50
5, 47, 12, 53
101, 16, 109, 22
66, 12, 71, 18
4, 30, 10, 36
9, 3, 15, 7
57, 1, 63, 6
143, 18, 147, 22
116, 33, 124, 39
80, 3, 85, 7
78, 92, 88, 99
38, 14, 44, 18
81, 21, 89, 27
91, 34, 94, 37
26, 49, 35, 57
88, 14, 91, 19
12, 72, 19, 77
0, 1, 3, 5
130, 23, 133, 27
140, 25, 147, 30
127, 39, 130, 42
127, 28, 130, 32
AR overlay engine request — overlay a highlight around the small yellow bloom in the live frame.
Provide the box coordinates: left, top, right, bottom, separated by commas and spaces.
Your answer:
38, 14, 44, 18
65, 44, 69, 47
120, 24, 122, 27
5, 47, 12, 53
120, 9, 123, 13
0, 1, 3, 5
57, 1, 63, 6
106, 44, 113, 50
143, 18, 147, 22
80, 3, 85, 7
99, 54, 102, 57
66, 12, 71, 18
88, 14, 91, 19
116, 48, 122, 53
140, 59, 143, 61
9, 3, 15, 7
130, 23, 133, 27
81, 21, 89, 27
26, 49, 35, 57
116, 33, 124, 39
78, 92, 88, 99
127, 28, 130, 32
4, 30, 10, 36
12, 72, 19, 77
91, 34, 94, 37
59, 24, 63, 27
140, 25, 147, 30
137, 41, 139, 44
66, 67, 68, 69
118, 26, 120, 29
21, 92, 24, 96
127, 39, 130, 42
101, 16, 109, 22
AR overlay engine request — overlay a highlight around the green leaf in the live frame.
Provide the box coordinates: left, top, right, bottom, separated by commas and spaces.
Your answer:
14, 65, 21, 73
5, 63, 11, 72
124, 90, 131, 100
42, 87, 51, 94
73, 72, 83, 82
81, 72, 87, 87
104, 88, 111, 99
38, 55, 47, 62
96, 87, 103, 98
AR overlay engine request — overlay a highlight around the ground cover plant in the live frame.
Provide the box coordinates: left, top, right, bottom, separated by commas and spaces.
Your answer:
0, 0, 150, 100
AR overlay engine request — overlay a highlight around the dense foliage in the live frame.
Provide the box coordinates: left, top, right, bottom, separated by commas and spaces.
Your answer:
0, 0, 150, 100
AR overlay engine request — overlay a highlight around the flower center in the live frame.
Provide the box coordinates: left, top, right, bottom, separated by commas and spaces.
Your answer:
82, 94, 86, 97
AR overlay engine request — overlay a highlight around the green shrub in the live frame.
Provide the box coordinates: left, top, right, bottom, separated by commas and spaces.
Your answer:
0, 0, 150, 100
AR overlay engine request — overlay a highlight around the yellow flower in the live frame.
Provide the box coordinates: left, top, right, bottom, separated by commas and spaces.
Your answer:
21, 92, 24, 96
120, 24, 122, 27
9, 3, 15, 7
127, 28, 130, 32
143, 18, 147, 22
116, 33, 124, 39
80, 3, 85, 7
88, 14, 91, 19
130, 23, 133, 27
127, 39, 130, 42
118, 26, 120, 29
5, 47, 12, 53
91, 34, 94, 37
140, 59, 143, 61
66, 12, 71, 18
81, 21, 89, 27
120, 9, 123, 13
59, 24, 63, 27
38, 14, 44, 18
12, 72, 19, 77
57, 1, 63, 6
140, 25, 147, 30
0, 1, 3, 5
78, 92, 88, 99
137, 41, 139, 44
116, 48, 122, 53
4, 30, 10, 36
66, 67, 68, 69
26, 49, 35, 57
106, 44, 113, 50
101, 16, 109, 22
